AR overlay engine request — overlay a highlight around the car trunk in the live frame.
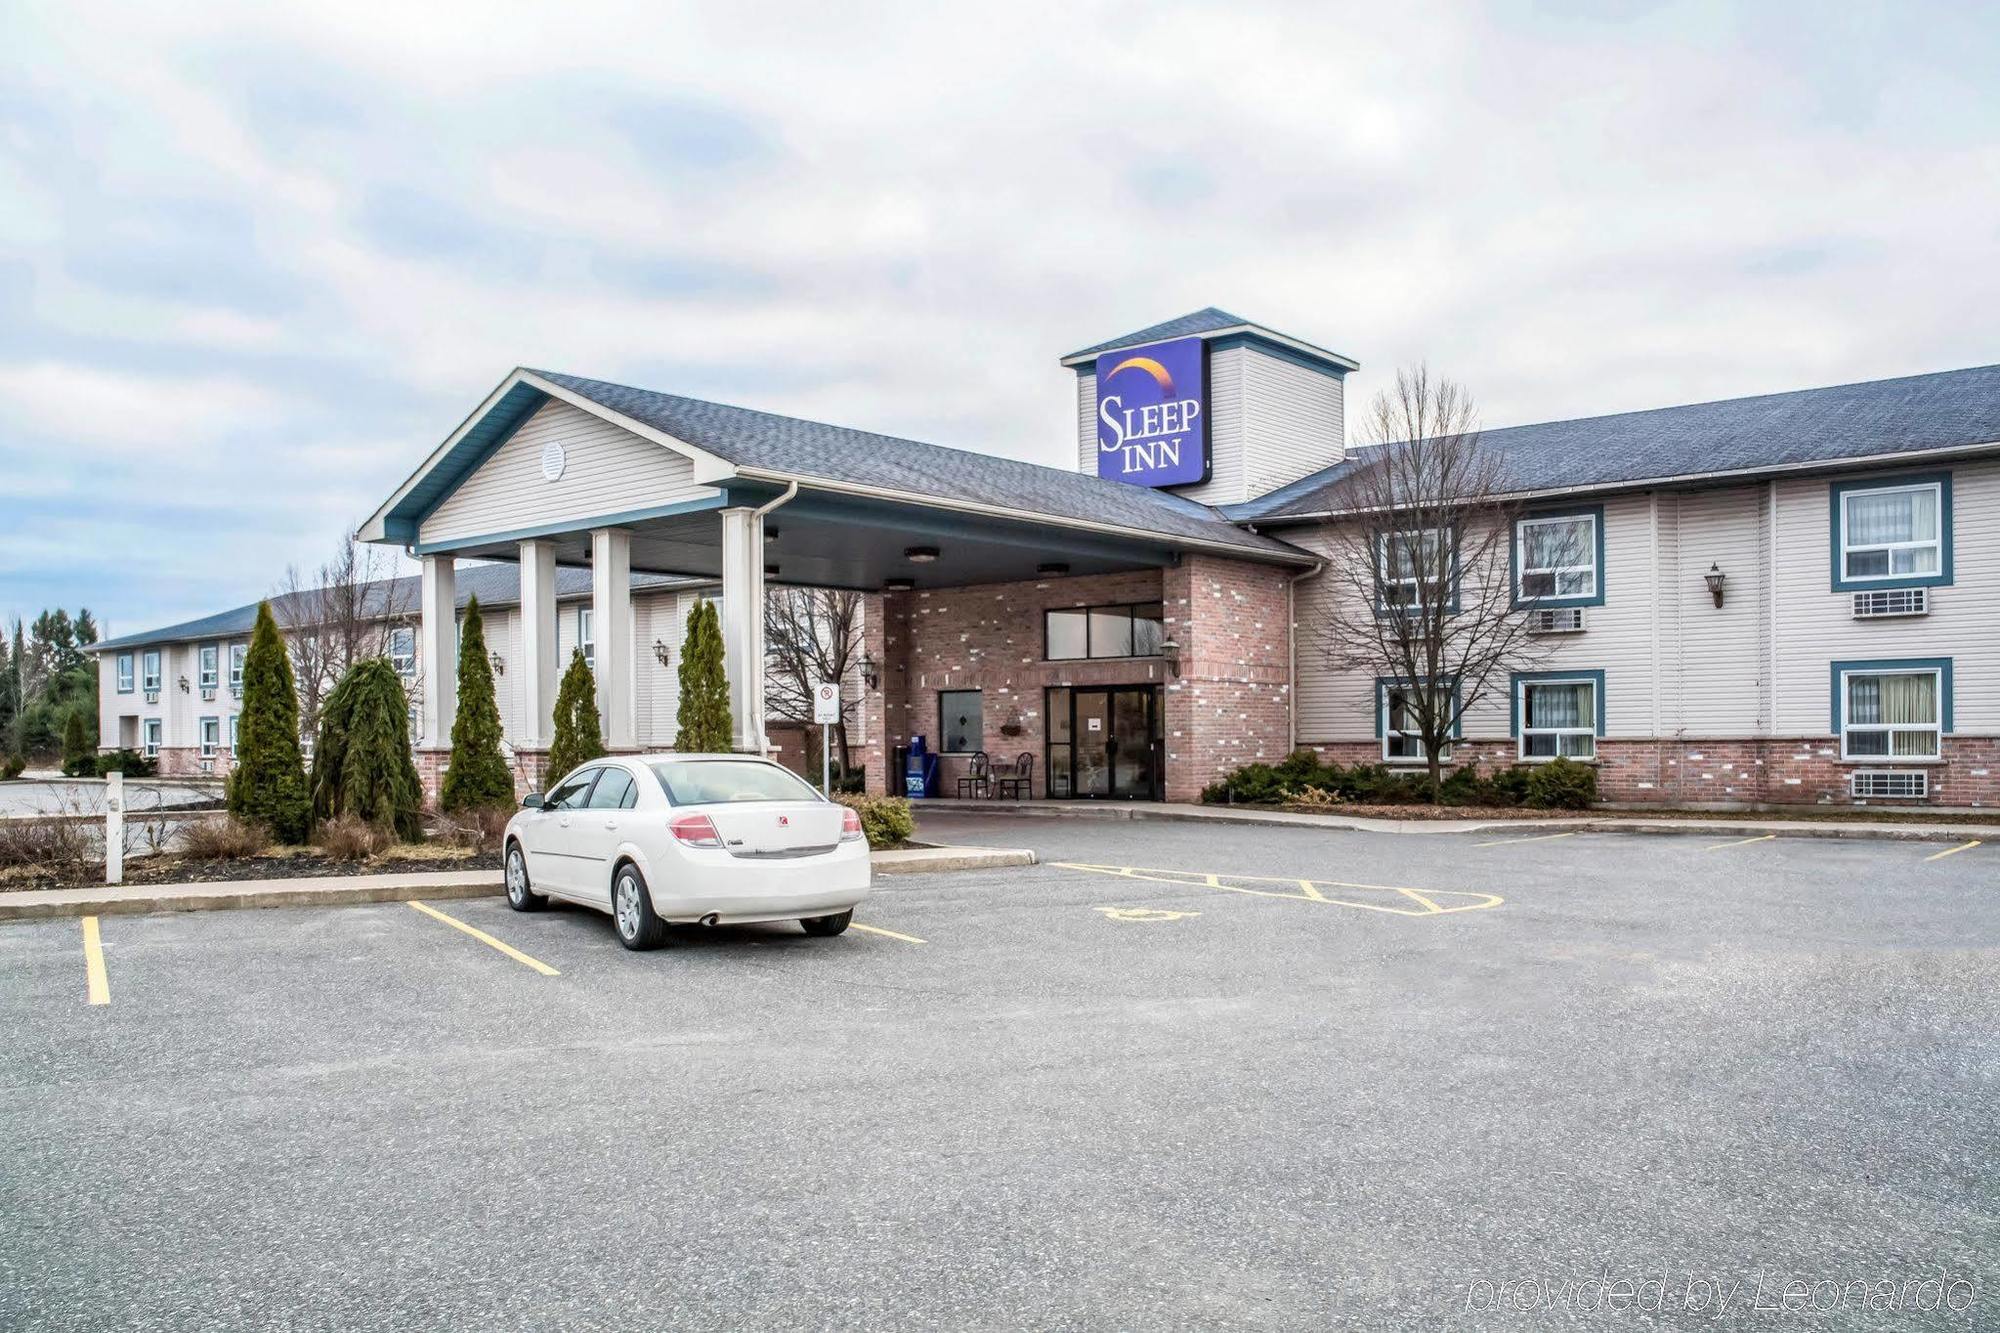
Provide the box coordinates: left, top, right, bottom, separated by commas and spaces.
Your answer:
701, 801, 845, 857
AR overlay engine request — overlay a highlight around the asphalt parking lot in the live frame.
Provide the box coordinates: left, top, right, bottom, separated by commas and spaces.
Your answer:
2, 815, 1994, 1329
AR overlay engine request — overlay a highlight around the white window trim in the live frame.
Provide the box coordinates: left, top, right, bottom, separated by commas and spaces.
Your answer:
198, 644, 220, 690
1517, 677, 1598, 762
1381, 683, 1451, 765
228, 715, 239, 753
228, 643, 246, 689
1515, 513, 1598, 600
199, 718, 220, 758
1840, 481, 1942, 583
142, 651, 162, 692
142, 719, 161, 757
1376, 528, 1449, 609
579, 607, 595, 668
1839, 667, 1942, 762
390, 626, 417, 677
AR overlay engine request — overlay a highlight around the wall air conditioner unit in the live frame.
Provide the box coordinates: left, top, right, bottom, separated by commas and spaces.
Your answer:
1526, 607, 1586, 634
199, 758, 215, 774
1851, 588, 1928, 618
144, 690, 160, 704
201, 688, 217, 701
1850, 770, 1926, 799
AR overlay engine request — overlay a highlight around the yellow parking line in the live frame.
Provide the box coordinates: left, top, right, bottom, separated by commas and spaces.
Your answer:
850, 922, 926, 945
1924, 839, 1983, 863
407, 901, 559, 975
1704, 834, 1777, 851
81, 916, 110, 1006
1471, 831, 1578, 848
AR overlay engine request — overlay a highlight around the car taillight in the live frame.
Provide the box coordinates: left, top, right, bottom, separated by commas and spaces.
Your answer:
669, 813, 724, 848
840, 807, 864, 842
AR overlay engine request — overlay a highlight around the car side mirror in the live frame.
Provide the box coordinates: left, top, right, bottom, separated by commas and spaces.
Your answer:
521, 793, 544, 810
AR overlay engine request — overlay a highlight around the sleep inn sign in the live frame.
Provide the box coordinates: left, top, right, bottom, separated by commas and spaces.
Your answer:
1095, 335, 1210, 488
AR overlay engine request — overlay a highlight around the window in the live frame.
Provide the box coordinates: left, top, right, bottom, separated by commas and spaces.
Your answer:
1516, 676, 1600, 761
1834, 475, 1951, 589
199, 644, 219, 690
1515, 509, 1601, 605
1837, 663, 1946, 760
117, 654, 134, 694
1380, 680, 1455, 763
389, 627, 416, 676
228, 716, 239, 752
1376, 529, 1452, 609
544, 770, 599, 810
578, 607, 595, 669
228, 643, 246, 691
586, 766, 638, 809
939, 690, 984, 753
142, 719, 161, 757
1044, 603, 1165, 660
199, 717, 220, 758
142, 650, 162, 692
649, 760, 819, 805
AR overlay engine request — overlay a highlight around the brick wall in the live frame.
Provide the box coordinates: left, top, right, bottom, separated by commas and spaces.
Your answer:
1160, 555, 1294, 802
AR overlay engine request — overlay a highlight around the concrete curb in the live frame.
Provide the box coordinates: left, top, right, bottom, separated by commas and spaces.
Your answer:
915, 799, 2000, 843
0, 845, 1038, 921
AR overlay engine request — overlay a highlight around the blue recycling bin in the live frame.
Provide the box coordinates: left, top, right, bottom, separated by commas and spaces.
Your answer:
903, 735, 940, 799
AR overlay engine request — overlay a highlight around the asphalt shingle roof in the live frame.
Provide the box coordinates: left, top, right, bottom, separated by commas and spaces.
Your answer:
1229, 363, 2000, 522
530, 371, 1299, 559
1062, 307, 1258, 361
93, 566, 701, 653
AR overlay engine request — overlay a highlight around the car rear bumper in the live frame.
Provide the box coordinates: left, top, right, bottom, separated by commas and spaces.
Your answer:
649, 840, 871, 924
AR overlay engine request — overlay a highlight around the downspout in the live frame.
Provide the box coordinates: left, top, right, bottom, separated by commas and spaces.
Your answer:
748, 482, 799, 754
1287, 557, 1328, 754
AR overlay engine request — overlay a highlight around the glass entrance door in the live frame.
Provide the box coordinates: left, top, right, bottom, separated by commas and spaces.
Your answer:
1047, 686, 1160, 799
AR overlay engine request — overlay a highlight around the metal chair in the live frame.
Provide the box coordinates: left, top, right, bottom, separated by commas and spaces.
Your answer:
994, 752, 1034, 799
956, 751, 993, 799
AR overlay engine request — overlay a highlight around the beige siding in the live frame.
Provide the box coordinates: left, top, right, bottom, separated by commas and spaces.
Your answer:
421, 398, 719, 546
1074, 372, 1096, 473
1772, 459, 2000, 735
1240, 346, 1346, 500
1661, 486, 1770, 737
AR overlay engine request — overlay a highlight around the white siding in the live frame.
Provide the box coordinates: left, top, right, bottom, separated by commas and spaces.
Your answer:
1074, 372, 1096, 474
421, 398, 720, 546
1661, 486, 1770, 737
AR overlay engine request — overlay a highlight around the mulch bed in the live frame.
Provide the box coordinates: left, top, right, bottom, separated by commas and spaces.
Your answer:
1, 848, 502, 894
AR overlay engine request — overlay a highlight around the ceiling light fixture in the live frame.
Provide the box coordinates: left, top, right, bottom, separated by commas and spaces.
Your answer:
1037, 562, 1070, 576
883, 577, 916, 592
904, 546, 940, 564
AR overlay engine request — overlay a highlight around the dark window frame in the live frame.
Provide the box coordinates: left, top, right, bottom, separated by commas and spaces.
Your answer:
937, 689, 985, 755
1042, 602, 1166, 662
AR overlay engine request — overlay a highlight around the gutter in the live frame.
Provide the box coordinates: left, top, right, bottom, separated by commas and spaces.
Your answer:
1286, 557, 1327, 752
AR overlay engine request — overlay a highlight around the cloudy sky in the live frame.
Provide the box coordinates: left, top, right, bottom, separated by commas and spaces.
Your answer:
4, 0, 1996, 637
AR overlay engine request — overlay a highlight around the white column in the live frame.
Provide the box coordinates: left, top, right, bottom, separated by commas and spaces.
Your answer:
518, 540, 558, 748
419, 554, 456, 747
591, 528, 635, 750
719, 507, 767, 753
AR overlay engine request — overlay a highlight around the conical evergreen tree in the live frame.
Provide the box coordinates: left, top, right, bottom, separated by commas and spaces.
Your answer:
311, 658, 425, 841
675, 599, 733, 752
227, 602, 312, 842
439, 596, 514, 811
546, 648, 605, 781
60, 708, 92, 777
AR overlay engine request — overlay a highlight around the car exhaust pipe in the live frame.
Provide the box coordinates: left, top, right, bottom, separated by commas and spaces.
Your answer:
698, 913, 721, 927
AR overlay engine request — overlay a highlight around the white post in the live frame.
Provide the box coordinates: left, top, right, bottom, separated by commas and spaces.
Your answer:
591, 528, 635, 750
104, 771, 123, 886
719, 508, 767, 753
518, 539, 559, 748
419, 554, 457, 747
822, 725, 831, 794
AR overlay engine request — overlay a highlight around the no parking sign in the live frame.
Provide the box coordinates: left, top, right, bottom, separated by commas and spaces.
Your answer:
813, 681, 841, 724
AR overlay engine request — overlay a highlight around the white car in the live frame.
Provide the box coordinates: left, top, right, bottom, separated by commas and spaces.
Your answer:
501, 753, 871, 951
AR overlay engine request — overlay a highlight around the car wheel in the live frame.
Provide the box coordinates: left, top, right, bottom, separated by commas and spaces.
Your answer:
612, 863, 667, 951
505, 843, 546, 912
800, 909, 852, 938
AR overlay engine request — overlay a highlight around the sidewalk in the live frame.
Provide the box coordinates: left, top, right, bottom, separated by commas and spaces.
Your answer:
0, 844, 1037, 921
914, 797, 2000, 843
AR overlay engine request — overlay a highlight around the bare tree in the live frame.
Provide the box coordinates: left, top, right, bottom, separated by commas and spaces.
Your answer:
764, 588, 863, 780
276, 534, 417, 736
1311, 366, 1568, 796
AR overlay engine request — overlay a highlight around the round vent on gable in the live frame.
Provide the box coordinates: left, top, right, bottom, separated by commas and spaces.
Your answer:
540, 441, 567, 481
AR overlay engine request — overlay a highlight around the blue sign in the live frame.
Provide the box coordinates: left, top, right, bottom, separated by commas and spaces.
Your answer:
1095, 335, 1209, 488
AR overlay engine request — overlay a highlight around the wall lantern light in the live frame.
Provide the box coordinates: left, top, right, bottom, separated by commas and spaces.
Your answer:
1038, 562, 1070, 577
860, 650, 881, 691
1158, 636, 1183, 677
489, 650, 505, 675
1703, 562, 1727, 608
904, 546, 940, 564
652, 638, 672, 668
883, 577, 916, 592
177, 675, 190, 694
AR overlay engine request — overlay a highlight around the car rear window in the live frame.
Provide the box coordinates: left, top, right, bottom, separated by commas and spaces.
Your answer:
649, 760, 820, 805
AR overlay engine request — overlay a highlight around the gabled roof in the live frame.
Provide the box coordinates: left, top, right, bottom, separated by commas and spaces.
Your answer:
514, 371, 1306, 561
1059, 307, 1359, 372
92, 565, 704, 653
1230, 362, 2000, 521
